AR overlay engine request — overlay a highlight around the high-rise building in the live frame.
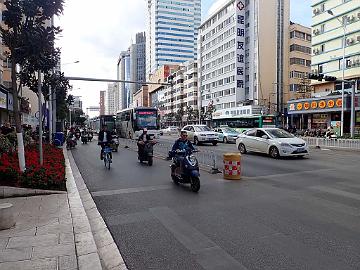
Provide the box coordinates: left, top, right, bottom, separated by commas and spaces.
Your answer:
146, 0, 201, 78
117, 50, 131, 110
288, 22, 312, 100
99, 90, 106, 115
106, 84, 117, 115
130, 32, 146, 96
198, 0, 290, 124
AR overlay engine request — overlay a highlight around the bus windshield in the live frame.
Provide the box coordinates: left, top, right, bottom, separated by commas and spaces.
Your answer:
136, 111, 158, 129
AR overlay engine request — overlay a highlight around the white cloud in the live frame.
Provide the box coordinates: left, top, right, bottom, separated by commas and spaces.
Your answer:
56, 0, 146, 117
207, 0, 229, 17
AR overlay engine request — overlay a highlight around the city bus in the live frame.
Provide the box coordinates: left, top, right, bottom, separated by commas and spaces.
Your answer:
212, 115, 276, 133
115, 107, 160, 139
89, 115, 115, 133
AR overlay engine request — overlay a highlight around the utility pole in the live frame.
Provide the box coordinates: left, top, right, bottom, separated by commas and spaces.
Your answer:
38, 70, 43, 165
350, 80, 356, 138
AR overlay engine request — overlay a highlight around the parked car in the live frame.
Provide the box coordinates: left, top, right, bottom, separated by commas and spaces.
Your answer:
182, 125, 218, 146
236, 128, 309, 158
214, 127, 240, 143
162, 126, 179, 135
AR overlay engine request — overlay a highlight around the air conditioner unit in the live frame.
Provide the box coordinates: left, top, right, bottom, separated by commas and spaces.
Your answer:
357, 36, 360, 42
313, 29, 320, 35
313, 48, 320, 55
313, 8, 320, 15
350, 15, 356, 22
358, 12, 360, 19
347, 60, 353, 67
347, 38, 355, 45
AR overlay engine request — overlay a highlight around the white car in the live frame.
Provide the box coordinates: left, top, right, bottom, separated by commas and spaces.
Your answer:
162, 126, 179, 135
236, 128, 309, 158
182, 125, 219, 145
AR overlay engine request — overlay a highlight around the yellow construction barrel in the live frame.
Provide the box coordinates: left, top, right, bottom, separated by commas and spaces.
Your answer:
223, 153, 241, 180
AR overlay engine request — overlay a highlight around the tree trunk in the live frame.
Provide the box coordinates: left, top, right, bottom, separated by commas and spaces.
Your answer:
11, 59, 26, 172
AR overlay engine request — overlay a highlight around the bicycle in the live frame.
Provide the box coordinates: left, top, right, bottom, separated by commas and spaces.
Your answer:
103, 146, 112, 170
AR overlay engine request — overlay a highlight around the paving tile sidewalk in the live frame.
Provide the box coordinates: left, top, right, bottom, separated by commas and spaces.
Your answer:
0, 194, 77, 270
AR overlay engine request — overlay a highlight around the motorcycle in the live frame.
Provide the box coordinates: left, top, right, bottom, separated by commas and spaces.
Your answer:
138, 140, 156, 166
87, 132, 93, 142
66, 136, 77, 150
81, 133, 88, 144
170, 149, 200, 192
110, 135, 119, 152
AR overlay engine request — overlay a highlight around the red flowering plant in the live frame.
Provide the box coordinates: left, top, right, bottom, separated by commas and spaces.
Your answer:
0, 144, 66, 191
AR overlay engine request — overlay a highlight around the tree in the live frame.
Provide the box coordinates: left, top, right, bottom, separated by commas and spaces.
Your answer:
205, 101, 216, 123
175, 107, 185, 126
1, 0, 65, 171
186, 106, 194, 123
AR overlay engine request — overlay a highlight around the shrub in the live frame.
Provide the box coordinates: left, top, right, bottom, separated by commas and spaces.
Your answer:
0, 144, 66, 191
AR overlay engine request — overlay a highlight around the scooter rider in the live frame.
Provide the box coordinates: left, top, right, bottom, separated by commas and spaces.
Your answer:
137, 128, 152, 158
171, 130, 195, 171
98, 125, 112, 160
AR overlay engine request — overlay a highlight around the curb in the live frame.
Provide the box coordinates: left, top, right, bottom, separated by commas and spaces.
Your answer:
0, 186, 66, 198
65, 149, 128, 270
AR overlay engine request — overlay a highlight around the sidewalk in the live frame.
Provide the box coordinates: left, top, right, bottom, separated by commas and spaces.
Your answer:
0, 149, 126, 270
0, 194, 77, 270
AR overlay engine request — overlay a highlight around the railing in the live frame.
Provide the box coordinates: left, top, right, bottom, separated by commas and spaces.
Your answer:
118, 138, 221, 173
302, 137, 360, 150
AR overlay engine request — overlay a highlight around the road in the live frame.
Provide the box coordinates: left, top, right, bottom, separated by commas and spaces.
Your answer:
71, 137, 360, 270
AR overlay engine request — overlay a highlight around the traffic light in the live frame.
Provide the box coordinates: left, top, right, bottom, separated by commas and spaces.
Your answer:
308, 73, 337, 82
324, 76, 337, 81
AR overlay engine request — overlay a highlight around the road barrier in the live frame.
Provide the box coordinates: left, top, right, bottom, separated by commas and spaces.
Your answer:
119, 138, 221, 173
302, 137, 360, 150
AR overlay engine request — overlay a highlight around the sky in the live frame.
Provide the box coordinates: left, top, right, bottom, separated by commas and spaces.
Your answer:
57, 0, 312, 117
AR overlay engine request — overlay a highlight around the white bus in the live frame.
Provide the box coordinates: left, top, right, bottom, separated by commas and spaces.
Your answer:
115, 107, 160, 139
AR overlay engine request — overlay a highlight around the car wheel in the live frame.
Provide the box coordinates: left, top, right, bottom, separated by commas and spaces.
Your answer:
194, 137, 199, 146
212, 141, 217, 146
238, 143, 246, 154
223, 136, 228, 143
269, 146, 280, 159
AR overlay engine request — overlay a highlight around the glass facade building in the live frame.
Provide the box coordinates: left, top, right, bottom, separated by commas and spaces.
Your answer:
146, 0, 201, 77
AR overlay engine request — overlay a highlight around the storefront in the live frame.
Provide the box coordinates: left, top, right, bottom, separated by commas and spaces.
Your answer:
287, 94, 360, 135
0, 87, 9, 125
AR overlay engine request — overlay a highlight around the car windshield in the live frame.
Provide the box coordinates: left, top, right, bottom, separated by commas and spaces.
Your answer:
223, 128, 238, 133
267, 129, 294, 138
194, 126, 211, 132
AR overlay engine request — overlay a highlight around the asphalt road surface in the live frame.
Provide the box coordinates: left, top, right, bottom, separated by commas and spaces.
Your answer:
71, 138, 360, 270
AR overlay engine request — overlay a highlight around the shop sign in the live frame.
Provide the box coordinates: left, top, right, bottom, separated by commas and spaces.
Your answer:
0, 91, 7, 109
288, 97, 344, 113
235, 0, 246, 101
319, 100, 326, 109
311, 101, 317, 109
312, 114, 328, 124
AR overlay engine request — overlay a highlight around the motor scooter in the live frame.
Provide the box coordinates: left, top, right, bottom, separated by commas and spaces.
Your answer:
81, 133, 88, 144
66, 135, 77, 150
138, 140, 156, 166
110, 135, 119, 152
170, 149, 200, 192
87, 132, 93, 142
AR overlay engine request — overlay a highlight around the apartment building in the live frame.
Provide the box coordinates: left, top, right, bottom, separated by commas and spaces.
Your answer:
287, 0, 360, 133
146, 0, 201, 77
117, 50, 131, 110
161, 61, 198, 121
288, 22, 312, 100
198, 0, 290, 123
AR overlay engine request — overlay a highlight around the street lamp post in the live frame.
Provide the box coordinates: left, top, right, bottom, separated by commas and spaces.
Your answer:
327, 9, 346, 137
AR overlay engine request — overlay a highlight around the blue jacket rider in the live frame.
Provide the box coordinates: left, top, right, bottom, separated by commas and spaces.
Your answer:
171, 130, 195, 154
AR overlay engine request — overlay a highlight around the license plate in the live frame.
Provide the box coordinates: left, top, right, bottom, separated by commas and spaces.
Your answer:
297, 147, 305, 152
